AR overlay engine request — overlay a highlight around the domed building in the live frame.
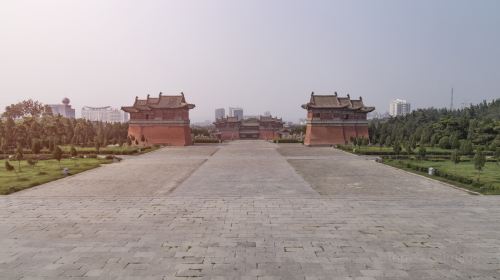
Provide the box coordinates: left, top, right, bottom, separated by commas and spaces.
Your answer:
48, 97, 76, 118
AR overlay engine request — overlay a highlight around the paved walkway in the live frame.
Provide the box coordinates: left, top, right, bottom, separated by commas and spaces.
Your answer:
1, 141, 499, 279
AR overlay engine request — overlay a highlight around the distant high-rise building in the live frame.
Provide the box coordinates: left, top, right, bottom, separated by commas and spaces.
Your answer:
82, 106, 129, 123
263, 111, 271, 117
389, 99, 411, 117
229, 107, 243, 120
48, 98, 76, 118
215, 108, 225, 120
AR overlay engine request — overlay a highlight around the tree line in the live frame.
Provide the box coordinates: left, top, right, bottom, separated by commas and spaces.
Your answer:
368, 99, 500, 153
0, 99, 129, 154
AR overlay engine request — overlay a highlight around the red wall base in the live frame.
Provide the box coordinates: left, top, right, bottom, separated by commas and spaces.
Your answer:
259, 130, 277, 140
219, 131, 240, 141
128, 124, 192, 146
304, 125, 369, 146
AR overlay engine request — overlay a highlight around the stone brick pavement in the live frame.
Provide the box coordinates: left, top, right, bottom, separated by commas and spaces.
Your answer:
1, 141, 499, 279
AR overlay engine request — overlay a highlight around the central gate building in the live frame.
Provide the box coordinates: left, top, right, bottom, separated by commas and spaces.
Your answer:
214, 116, 284, 140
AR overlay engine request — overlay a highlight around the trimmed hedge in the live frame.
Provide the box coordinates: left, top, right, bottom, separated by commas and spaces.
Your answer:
337, 145, 495, 156
395, 160, 497, 193
193, 138, 220, 144
401, 161, 473, 184
273, 139, 303, 144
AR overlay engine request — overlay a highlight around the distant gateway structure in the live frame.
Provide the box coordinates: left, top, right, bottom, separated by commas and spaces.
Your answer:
302, 92, 375, 146
214, 115, 284, 140
121, 92, 195, 146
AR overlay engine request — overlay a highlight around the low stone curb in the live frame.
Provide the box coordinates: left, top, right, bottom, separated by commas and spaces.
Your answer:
334, 148, 482, 196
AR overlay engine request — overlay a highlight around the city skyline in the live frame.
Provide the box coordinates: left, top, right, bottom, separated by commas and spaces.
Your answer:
1, 0, 499, 122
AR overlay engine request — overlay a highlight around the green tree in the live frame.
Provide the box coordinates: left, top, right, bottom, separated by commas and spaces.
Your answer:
473, 148, 486, 182
48, 137, 55, 152
393, 141, 401, 155
404, 141, 413, 155
53, 146, 63, 168
460, 140, 474, 156
438, 136, 450, 149
350, 136, 357, 147
2, 99, 52, 118
31, 138, 41, 154
449, 134, 460, 149
430, 134, 439, 147
409, 134, 417, 149
5, 117, 15, 148
450, 149, 461, 171
118, 137, 124, 147
70, 145, 78, 157
0, 138, 7, 155
385, 135, 392, 146
495, 147, 500, 165
15, 144, 24, 172
417, 146, 427, 160
94, 138, 101, 154
368, 99, 500, 150
451, 149, 460, 164
69, 145, 78, 167
420, 127, 432, 145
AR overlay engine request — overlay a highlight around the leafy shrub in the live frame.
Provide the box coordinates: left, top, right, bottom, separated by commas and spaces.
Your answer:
5, 161, 15, 171
70, 146, 78, 157
27, 158, 38, 167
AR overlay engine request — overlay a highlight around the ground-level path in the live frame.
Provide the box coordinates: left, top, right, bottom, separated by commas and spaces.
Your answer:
0, 141, 499, 279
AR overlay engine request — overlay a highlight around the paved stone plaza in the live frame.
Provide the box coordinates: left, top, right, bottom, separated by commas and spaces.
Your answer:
1, 141, 499, 279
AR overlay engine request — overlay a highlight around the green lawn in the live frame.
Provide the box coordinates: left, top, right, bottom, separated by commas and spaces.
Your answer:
351, 145, 451, 153
0, 158, 112, 195
59, 145, 142, 153
384, 159, 500, 194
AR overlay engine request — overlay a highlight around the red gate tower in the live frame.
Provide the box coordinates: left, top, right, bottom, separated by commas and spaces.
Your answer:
121, 92, 195, 146
301, 92, 375, 146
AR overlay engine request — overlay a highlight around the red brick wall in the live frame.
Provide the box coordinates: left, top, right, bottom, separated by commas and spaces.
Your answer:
220, 130, 240, 141
304, 124, 369, 146
259, 130, 276, 140
128, 125, 192, 146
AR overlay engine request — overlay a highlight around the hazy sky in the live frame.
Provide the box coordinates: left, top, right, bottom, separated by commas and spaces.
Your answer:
1, 0, 499, 122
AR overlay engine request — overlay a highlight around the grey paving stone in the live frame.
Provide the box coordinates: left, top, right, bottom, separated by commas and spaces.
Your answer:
0, 140, 499, 279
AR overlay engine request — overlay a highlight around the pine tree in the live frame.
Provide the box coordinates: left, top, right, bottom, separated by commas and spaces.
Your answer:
94, 138, 101, 154
451, 149, 461, 171
417, 146, 426, 160
70, 145, 78, 157
473, 148, 486, 182
460, 140, 473, 156
393, 141, 401, 155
